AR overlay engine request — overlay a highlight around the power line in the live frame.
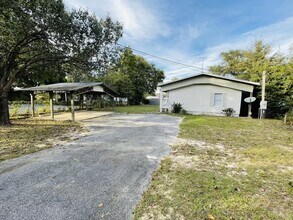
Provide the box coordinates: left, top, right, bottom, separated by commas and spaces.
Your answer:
116, 43, 210, 72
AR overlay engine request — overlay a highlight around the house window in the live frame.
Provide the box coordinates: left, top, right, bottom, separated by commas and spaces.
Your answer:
214, 93, 223, 107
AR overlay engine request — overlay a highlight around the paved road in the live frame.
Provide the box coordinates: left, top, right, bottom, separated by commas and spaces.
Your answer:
0, 114, 181, 220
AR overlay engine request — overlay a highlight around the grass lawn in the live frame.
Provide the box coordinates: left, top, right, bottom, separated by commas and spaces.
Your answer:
103, 105, 159, 114
0, 119, 83, 162
134, 116, 293, 219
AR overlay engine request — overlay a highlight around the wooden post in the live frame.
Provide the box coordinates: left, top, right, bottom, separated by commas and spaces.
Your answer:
101, 95, 104, 109
159, 87, 163, 112
30, 93, 35, 117
71, 97, 75, 121
98, 95, 101, 111
49, 92, 54, 119
80, 94, 83, 110
85, 95, 89, 110
111, 96, 114, 110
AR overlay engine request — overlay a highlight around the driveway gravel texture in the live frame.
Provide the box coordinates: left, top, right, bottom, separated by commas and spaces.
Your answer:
0, 114, 181, 220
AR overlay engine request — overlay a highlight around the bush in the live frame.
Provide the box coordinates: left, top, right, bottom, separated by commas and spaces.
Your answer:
11, 101, 22, 116
171, 102, 183, 114
222, 107, 235, 117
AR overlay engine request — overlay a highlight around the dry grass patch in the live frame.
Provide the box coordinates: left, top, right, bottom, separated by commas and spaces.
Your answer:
134, 116, 293, 220
0, 118, 84, 161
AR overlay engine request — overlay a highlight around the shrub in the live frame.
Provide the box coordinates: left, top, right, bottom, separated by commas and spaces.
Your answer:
11, 101, 22, 116
171, 102, 183, 114
222, 107, 235, 117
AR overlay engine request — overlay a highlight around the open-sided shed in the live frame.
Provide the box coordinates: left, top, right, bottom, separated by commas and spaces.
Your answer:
18, 82, 119, 121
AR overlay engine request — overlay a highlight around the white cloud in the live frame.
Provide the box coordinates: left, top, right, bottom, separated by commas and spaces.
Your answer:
63, 0, 293, 83
202, 17, 293, 64
161, 17, 293, 81
64, 0, 170, 41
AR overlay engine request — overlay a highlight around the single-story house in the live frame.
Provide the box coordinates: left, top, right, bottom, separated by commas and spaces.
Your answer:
159, 73, 260, 117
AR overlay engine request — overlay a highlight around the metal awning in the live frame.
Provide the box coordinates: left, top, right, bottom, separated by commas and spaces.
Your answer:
17, 82, 119, 97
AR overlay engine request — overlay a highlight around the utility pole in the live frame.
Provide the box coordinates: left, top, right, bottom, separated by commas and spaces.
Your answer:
259, 71, 267, 119
195, 57, 207, 73
201, 58, 204, 73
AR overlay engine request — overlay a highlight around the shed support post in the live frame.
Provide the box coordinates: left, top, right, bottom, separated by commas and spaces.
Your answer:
159, 87, 163, 112
98, 95, 101, 110
86, 95, 89, 110
30, 93, 35, 117
80, 94, 83, 109
110, 96, 114, 110
49, 92, 54, 119
71, 96, 75, 121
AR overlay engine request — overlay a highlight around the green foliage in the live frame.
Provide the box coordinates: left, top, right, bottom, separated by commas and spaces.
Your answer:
35, 93, 50, 104
0, 0, 123, 124
11, 101, 22, 116
37, 106, 50, 114
209, 40, 293, 118
222, 107, 236, 116
101, 48, 165, 104
171, 102, 183, 113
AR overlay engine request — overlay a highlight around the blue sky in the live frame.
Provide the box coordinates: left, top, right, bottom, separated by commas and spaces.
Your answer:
65, 0, 293, 81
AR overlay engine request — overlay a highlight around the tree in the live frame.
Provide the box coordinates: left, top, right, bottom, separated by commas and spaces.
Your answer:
102, 48, 165, 104
209, 40, 293, 118
0, 0, 123, 125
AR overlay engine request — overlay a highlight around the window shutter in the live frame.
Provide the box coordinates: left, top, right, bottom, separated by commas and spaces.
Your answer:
210, 93, 214, 106
222, 93, 227, 107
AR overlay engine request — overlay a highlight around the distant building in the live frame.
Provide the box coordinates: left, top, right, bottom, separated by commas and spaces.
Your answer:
159, 73, 260, 117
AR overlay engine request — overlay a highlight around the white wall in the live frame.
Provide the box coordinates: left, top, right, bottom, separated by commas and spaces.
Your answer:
161, 75, 255, 93
164, 84, 242, 116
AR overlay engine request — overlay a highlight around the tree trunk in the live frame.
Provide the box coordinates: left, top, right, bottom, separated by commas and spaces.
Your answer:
0, 90, 11, 125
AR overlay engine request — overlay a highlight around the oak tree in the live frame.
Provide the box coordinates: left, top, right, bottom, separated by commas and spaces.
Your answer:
209, 41, 293, 118
0, 0, 123, 125
102, 48, 165, 105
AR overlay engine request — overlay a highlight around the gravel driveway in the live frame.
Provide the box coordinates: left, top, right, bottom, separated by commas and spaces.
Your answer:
0, 114, 181, 220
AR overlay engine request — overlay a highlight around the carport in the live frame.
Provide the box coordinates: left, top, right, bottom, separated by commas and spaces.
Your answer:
18, 82, 119, 121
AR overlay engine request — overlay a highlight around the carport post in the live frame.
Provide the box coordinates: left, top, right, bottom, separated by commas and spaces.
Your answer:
49, 92, 54, 119
71, 97, 75, 121
30, 93, 35, 117
98, 95, 101, 110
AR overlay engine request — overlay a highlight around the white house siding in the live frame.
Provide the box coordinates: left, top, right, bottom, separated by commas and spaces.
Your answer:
161, 75, 255, 93
166, 84, 242, 116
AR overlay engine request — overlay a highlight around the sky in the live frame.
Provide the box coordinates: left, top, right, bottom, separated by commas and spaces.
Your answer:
64, 0, 293, 81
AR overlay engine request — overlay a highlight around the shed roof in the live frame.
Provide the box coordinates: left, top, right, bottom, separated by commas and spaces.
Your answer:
18, 82, 102, 92
17, 82, 119, 96
160, 73, 260, 87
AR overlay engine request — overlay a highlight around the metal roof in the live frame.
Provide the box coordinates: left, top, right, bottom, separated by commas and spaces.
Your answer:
17, 82, 120, 96
18, 82, 103, 92
159, 73, 260, 87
